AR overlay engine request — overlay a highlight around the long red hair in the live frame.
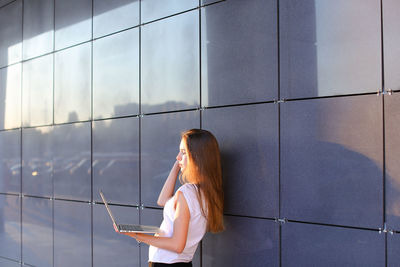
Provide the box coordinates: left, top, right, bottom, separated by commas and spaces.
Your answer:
180, 129, 224, 233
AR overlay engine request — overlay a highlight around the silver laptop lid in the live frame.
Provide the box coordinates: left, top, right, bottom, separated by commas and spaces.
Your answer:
99, 191, 118, 226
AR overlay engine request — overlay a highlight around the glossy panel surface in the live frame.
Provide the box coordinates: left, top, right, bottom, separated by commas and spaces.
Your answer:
280, 0, 381, 99
93, 0, 139, 38
141, 111, 199, 207
385, 93, 400, 230
201, 0, 277, 107
282, 222, 384, 266
22, 127, 53, 197
281, 96, 383, 228
388, 232, 400, 267
93, 204, 139, 267
0, 195, 20, 261
54, 43, 91, 124
141, 0, 197, 23
142, 11, 199, 114
202, 216, 278, 267
0, 64, 21, 130
22, 55, 53, 127
22, 197, 52, 267
55, 0, 92, 50
140, 208, 161, 267
383, 0, 400, 91
93, 117, 139, 205
0, 130, 21, 194
54, 200, 91, 267
23, 0, 54, 59
202, 104, 279, 218
93, 29, 139, 119
0, 258, 21, 267
53, 123, 91, 201
0, 0, 22, 68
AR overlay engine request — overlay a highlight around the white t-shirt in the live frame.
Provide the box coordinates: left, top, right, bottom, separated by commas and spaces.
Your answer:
149, 183, 207, 263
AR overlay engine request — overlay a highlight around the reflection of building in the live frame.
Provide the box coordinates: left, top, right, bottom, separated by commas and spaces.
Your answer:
1, 0, 400, 266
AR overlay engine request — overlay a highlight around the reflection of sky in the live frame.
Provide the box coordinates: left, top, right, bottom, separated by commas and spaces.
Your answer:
314, 0, 380, 96
1, 62, 20, 129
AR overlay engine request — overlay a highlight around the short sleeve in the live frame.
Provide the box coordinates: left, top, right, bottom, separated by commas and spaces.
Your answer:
177, 184, 198, 216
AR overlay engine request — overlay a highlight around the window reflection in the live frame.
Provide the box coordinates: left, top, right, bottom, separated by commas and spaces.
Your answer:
0, 64, 21, 130
141, 11, 199, 113
22, 55, 53, 127
93, 0, 139, 38
93, 28, 139, 119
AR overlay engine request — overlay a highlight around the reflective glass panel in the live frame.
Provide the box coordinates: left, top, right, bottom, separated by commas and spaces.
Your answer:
0, 64, 21, 130
140, 208, 162, 267
202, 216, 278, 267
281, 96, 383, 228
202, 104, 279, 218
22, 126, 53, 197
141, 0, 198, 23
93, 0, 139, 38
22, 197, 52, 267
0, 129, 21, 194
388, 232, 400, 267
280, 0, 381, 99
385, 93, 400, 231
383, 0, 400, 91
22, 55, 53, 127
54, 200, 91, 267
282, 222, 385, 266
0, 0, 22, 68
141, 111, 199, 207
0, 195, 21, 261
55, 0, 92, 50
93, 117, 139, 205
93, 28, 139, 119
93, 204, 139, 267
0, 258, 21, 267
23, 0, 54, 60
53, 122, 91, 201
141, 11, 199, 114
54, 43, 91, 124
201, 0, 277, 107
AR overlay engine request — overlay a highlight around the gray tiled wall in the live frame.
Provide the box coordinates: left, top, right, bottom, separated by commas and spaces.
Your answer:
0, 0, 399, 266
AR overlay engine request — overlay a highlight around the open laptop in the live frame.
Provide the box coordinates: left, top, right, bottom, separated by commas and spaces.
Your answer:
100, 190, 161, 233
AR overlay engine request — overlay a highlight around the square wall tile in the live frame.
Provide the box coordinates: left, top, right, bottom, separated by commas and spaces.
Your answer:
54, 43, 91, 124
22, 197, 52, 267
282, 222, 385, 266
141, 11, 199, 114
0, 195, 21, 261
53, 122, 91, 201
22, 55, 53, 127
202, 216, 279, 267
0, 129, 21, 194
93, 117, 139, 205
201, 0, 277, 107
202, 104, 279, 218
93, 204, 139, 267
22, 127, 53, 198
280, 0, 381, 98
281, 95, 383, 228
54, 200, 91, 267
93, 28, 139, 119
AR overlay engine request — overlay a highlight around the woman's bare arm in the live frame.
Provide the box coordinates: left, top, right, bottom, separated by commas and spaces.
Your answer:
120, 191, 190, 253
157, 161, 180, 207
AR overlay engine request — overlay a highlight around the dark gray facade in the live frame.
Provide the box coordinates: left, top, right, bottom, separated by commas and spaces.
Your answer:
0, 0, 399, 266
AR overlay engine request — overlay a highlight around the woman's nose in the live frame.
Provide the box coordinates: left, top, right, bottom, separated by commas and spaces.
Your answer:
176, 152, 181, 161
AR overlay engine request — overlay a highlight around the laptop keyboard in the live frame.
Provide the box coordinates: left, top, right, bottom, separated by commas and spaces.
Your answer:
119, 224, 143, 231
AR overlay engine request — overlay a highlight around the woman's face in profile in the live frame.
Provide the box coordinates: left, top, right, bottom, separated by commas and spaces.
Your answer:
176, 140, 188, 172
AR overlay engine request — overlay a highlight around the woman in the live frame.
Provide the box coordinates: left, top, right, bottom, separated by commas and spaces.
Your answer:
117, 129, 224, 267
